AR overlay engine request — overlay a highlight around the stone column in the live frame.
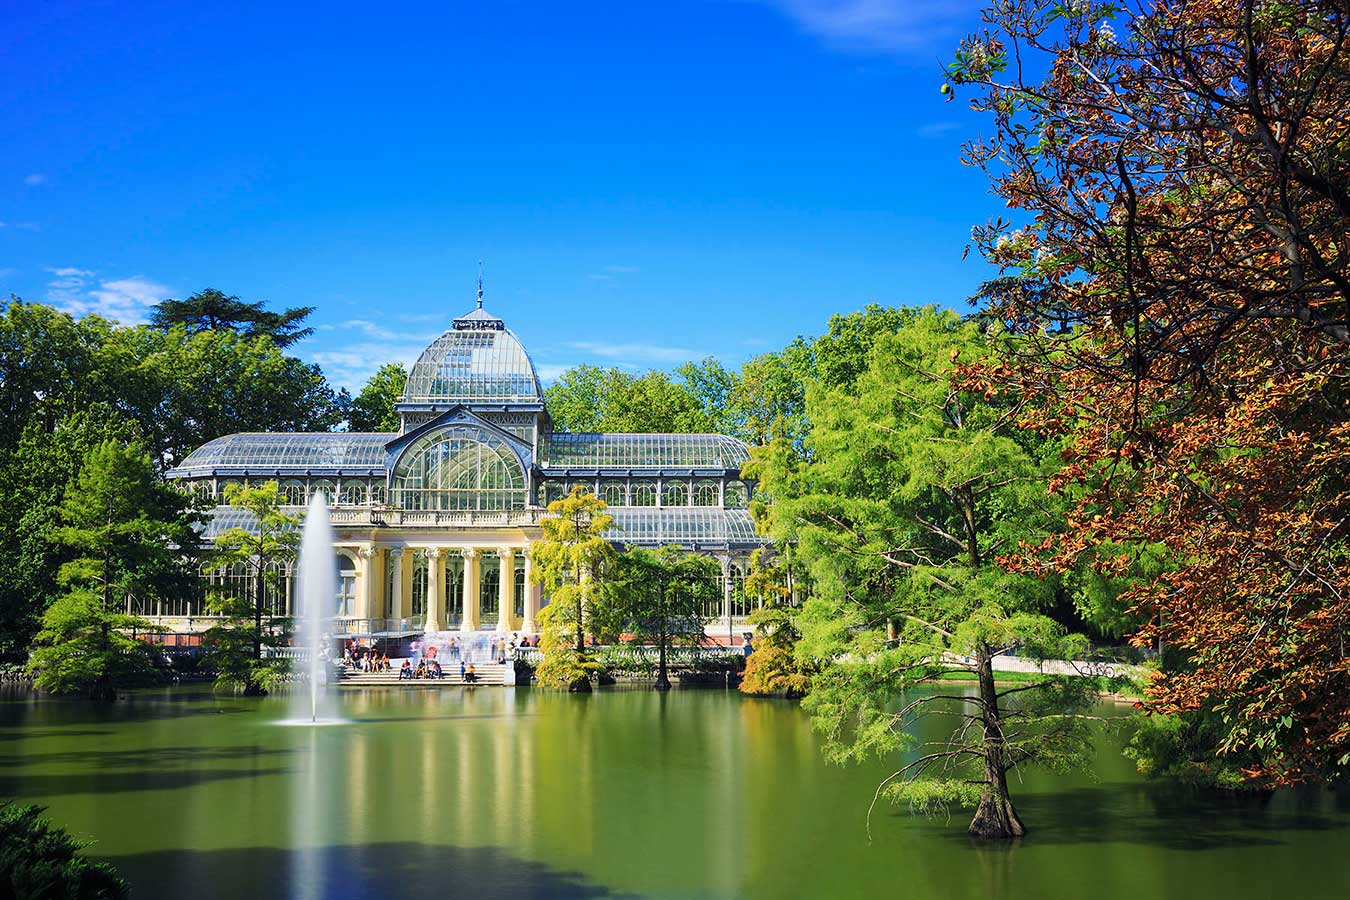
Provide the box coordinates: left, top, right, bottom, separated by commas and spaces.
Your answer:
426, 547, 445, 632
356, 546, 375, 624
497, 547, 516, 633
461, 548, 481, 632
388, 548, 406, 626
521, 547, 539, 634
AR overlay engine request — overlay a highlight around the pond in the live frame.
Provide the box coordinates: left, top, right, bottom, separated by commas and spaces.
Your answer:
2, 684, 1348, 900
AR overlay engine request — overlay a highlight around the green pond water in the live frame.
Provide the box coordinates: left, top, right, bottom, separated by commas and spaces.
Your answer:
2, 683, 1348, 900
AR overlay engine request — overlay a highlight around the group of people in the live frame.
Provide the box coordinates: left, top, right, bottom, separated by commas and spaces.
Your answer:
398, 658, 479, 683
343, 647, 391, 673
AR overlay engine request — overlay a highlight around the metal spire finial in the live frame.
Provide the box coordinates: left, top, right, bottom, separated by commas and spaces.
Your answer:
476, 259, 484, 309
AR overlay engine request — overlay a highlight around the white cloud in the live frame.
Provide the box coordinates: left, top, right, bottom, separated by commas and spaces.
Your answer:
23, 174, 45, 187
45, 268, 171, 324
0, 221, 41, 231
753, 0, 973, 54
533, 363, 574, 383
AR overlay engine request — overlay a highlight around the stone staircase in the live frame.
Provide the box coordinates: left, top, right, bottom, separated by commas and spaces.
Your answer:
339, 663, 511, 687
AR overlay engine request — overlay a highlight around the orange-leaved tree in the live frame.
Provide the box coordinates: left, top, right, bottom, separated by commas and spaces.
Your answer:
949, 0, 1350, 784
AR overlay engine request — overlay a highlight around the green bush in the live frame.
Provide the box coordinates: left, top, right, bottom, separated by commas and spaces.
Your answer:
0, 802, 128, 900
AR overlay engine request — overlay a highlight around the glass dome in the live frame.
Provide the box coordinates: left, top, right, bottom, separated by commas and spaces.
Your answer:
401, 306, 543, 406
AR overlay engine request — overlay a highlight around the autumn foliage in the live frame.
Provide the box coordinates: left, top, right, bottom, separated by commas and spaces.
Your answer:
951, 0, 1350, 783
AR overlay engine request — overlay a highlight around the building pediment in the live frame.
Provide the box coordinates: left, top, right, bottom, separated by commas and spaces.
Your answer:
384, 406, 535, 470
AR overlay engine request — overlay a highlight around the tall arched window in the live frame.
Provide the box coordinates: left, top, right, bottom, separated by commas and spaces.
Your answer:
337, 554, 356, 617
280, 480, 307, 505
601, 482, 627, 507
411, 552, 429, 620
480, 557, 500, 625
446, 555, 464, 625
312, 480, 336, 503
725, 480, 749, 508
391, 425, 526, 511
539, 480, 566, 506
340, 482, 366, 506
631, 481, 657, 506
662, 481, 688, 507
693, 480, 720, 507
370, 482, 387, 505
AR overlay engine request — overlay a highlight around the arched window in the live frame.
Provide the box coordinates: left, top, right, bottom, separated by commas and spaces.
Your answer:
312, 480, 336, 503
540, 480, 566, 506
662, 481, 688, 507
391, 425, 526, 511
411, 552, 428, 620
280, 480, 306, 506
446, 555, 464, 625
337, 554, 356, 617
601, 482, 627, 507
693, 480, 720, 507
340, 482, 366, 506
729, 563, 751, 617
480, 557, 501, 625
370, 482, 387, 505
725, 480, 749, 508
631, 481, 657, 507
220, 479, 244, 500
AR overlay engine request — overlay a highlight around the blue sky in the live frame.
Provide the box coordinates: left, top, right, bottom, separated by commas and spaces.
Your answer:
1, 0, 998, 390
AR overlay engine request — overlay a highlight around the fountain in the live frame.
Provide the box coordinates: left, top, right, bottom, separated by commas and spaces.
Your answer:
285, 493, 342, 725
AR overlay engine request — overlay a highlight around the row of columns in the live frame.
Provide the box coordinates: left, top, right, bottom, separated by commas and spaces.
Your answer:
351, 545, 540, 634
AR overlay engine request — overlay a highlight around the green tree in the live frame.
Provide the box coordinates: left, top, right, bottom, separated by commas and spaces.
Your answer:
739, 548, 810, 698
0, 802, 128, 900
348, 363, 408, 432
531, 487, 615, 692
27, 440, 200, 701
609, 546, 719, 690
202, 481, 300, 695
753, 307, 1101, 838
150, 288, 315, 348
545, 365, 721, 434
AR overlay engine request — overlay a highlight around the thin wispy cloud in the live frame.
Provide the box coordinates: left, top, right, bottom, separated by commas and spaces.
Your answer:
587, 264, 641, 282
916, 121, 961, 137
307, 340, 428, 392
570, 341, 703, 363
318, 318, 438, 342
752, 0, 975, 55
0, 221, 41, 231
23, 174, 46, 186
45, 267, 172, 324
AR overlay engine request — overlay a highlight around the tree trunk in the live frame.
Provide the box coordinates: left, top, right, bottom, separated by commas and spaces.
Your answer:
245, 559, 267, 697
655, 632, 671, 691
968, 644, 1025, 839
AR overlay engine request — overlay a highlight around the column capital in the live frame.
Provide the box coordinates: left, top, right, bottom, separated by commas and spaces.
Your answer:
427, 547, 445, 561
356, 545, 375, 559
461, 547, 480, 560
497, 546, 516, 560
388, 547, 405, 559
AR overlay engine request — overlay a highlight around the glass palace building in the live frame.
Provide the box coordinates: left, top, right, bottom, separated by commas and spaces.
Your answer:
161, 299, 766, 640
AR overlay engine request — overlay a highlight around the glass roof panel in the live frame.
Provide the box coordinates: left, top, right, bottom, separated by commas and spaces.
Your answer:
539, 433, 750, 469
606, 508, 764, 546
171, 433, 390, 475
401, 322, 543, 405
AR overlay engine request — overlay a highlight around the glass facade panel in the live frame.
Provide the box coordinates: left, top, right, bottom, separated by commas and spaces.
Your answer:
391, 425, 526, 511
601, 482, 627, 506
446, 556, 464, 625
606, 508, 761, 546
539, 433, 749, 469
631, 481, 657, 506
411, 552, 428, 618
172, 432, 390, 475
401, 327, 543, 405
725, 480, 749, 508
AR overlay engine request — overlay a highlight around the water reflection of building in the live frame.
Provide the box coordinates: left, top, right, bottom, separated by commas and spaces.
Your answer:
150, 294, 767, 641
